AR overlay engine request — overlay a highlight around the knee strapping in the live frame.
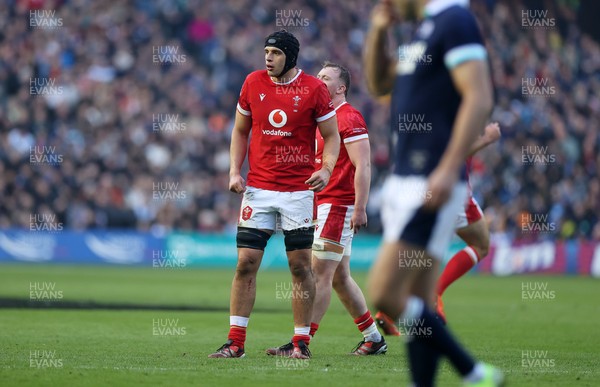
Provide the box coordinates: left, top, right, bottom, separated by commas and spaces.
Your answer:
236, 227, 271, 250
312, 240, 343, 261
283, 227, 314, 251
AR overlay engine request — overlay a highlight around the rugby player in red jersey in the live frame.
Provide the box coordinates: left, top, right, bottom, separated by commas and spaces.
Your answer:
208, 30, 340, 359
266, 62, 386, 357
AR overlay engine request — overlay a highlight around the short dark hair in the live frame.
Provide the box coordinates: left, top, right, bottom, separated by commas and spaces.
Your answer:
322, 61, 351, 97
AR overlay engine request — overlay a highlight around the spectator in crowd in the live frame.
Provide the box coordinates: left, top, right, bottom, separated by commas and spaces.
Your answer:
0, 0, 598, 240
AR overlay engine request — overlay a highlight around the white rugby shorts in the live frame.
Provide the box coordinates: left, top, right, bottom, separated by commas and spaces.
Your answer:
381, 175, 468, 261
238, 186, 315, 231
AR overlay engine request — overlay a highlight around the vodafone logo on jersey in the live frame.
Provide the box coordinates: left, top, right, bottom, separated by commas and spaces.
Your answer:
268, 109, 287, 128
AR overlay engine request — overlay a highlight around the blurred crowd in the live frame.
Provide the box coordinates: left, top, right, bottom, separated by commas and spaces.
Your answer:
471, 0, 600, 241
0, 0, 598, 240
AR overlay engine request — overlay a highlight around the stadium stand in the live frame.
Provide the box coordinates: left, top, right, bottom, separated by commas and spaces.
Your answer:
0, 0, 598, 240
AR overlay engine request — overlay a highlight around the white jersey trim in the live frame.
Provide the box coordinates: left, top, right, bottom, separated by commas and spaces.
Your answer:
334, 101, 348, 111
237, 103, 251, 116
316, 110, 336, 123
270, 69, 303, 85
444, 44, 487, 69
344, 133, 369, 144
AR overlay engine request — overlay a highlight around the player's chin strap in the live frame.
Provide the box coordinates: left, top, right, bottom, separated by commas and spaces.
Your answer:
277, 61, 296, 79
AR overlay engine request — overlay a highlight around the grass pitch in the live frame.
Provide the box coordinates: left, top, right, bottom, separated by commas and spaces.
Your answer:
0, 263, 598, 386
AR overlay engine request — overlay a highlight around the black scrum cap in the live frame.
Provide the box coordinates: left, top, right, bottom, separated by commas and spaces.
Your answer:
264, 29, 300, 77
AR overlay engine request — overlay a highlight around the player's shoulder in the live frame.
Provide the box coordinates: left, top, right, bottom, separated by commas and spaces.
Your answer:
431, 5, 483, 55
339, 102, 360, 115
337, 102, 368, 134
435, 5, 479, 31
437, 4, 477, 19
298, 71, 325, 87
338, 102, 366, 123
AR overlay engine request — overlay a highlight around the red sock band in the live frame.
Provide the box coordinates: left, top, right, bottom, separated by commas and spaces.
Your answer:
227, 326, 246, 348
292, 334, 311, 346
309, 322, 319, 337
437, 247, 479, 296
354, 311, 374, 332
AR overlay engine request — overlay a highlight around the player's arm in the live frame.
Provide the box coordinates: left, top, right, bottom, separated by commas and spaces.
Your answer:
346, 139, 371, 232
229, 110, 252, 193
468, 122, 501, 156
425, 60, 493, 209
363, 0, 397, 97
306, 117, 340, 192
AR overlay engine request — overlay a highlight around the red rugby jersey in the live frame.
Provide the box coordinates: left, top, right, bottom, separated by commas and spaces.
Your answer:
237, 70, 335, 191
315, 102, 369, 205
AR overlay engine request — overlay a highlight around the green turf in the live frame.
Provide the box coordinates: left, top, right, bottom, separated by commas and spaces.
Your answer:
0, 263, 598, 386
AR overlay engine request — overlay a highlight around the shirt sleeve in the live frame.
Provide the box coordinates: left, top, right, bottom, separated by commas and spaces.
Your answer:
341, 111, 369, 144
442, 10, 487, 70
236, 76, 251, 116
313, 82, 336, 123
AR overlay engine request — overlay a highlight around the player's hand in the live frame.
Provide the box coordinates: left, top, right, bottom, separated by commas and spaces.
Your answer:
484, 122, 501, 144
350, 208, 367, 234
229, 174, 246, 194
305, 168, 331, 192
423, 167, 458, 211
371, 0, 397, 30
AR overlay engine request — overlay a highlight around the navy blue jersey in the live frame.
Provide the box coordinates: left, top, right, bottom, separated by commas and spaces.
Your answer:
391, 0, 487, 180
